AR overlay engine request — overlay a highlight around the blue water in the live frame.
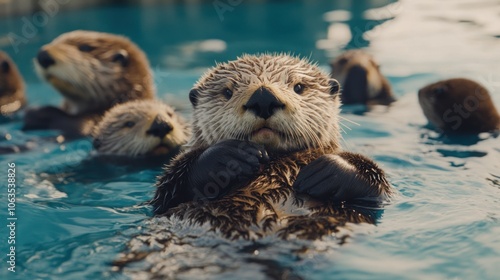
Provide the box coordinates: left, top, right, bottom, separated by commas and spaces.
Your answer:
1, 0, 500, 279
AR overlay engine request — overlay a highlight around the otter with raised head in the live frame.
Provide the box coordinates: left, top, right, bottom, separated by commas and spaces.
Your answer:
92, 100, 190, 157
418, 78, 500, 134
0, 51, 26, 116
151, 54, 393, 240
23, 30, 155, 137
330, 50, 395, 106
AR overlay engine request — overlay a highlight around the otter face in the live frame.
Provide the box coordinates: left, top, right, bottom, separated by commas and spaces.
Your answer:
92, 100, 190, 157
34, 30, 154, 114
330, 50, 387, 105
188, 54, 341, 152
418, 78, 500, 133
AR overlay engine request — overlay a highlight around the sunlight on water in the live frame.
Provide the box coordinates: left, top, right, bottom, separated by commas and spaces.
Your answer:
0, 0, 499, 279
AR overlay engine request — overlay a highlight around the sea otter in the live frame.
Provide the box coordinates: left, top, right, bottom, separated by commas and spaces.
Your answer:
151, 54, 393, 240
92, 100, 190, 157
418, 78, 500, 134
0, 51, 26, 116
23, 30, 155, 137
330, 50, 395, 106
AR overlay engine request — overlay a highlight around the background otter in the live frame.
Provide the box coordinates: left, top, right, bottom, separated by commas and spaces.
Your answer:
0, 51, 26, 116
23, 30, 155, 137
151, 54, 393, 240
330, 50, 395, 106
418, 78, 500, 134
92, 100, 190, 157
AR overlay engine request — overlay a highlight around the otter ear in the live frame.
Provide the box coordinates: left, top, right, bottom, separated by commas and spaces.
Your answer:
111, 49, 129, 67
189, 88, 200, 107
329, 79, 341, 95
1, 61, 10, 73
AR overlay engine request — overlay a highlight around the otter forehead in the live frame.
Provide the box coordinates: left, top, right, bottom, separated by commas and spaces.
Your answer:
101, 101, 176, 129
50, 30, 134, 51
198, 54, 331, 90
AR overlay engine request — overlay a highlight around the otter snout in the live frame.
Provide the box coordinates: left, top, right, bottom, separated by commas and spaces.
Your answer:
37, 50, 56, 69
146, 115, 173, 138
243, 87, 285, 120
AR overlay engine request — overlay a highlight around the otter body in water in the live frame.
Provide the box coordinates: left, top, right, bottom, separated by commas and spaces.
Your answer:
418, 78, 500, 134
152, 54, 393, 240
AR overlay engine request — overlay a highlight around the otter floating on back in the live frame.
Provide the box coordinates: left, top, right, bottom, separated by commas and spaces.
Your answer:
330, 50, 395, 106
418, 78, 500, 134
23, 30, 155, 137
151, 54, 393, 240
0, 51, 26, 116
92, 100, 190, 157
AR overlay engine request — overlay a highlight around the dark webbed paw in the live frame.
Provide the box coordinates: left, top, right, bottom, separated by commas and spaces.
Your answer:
189, 139, 269, 200
293, 152, 391, 202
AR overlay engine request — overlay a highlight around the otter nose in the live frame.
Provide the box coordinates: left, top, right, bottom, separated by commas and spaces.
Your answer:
146, 115, 173, 138
37, 50, 55, 69
243, 87, 285, 120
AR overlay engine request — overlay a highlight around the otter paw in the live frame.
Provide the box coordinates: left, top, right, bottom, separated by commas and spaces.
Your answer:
293, 154, 376, 201
189, 139, 269, 200
22, 106, 68, 130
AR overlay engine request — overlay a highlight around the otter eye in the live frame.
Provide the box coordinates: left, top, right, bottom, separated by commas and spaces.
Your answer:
78, 44, 95, 52
433, 86, 446, 96
223, 88, 233, 100
123, 121, 135, 128
337, 57, 348, 65
167, 112, 173, 117
294, 83, 305, 94
1, 61, 10, 73
111, 50, 129, 67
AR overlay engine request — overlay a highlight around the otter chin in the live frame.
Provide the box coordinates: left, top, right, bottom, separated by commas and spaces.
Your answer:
150, 54, 393, 241
251, 127, 279, 144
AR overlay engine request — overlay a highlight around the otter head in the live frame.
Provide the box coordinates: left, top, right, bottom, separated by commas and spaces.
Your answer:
0, 51, 25, 115
330, 50, 394, 105
34, 30, 155, 115
92, 100, 190, 157
418, 78, 500, 133
187, 54, 341, 153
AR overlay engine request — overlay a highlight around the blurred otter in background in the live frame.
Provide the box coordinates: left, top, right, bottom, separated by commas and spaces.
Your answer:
418, 78, 500, 134
330, 50, 395, 106
0, 51, 26, 116
23, 30, 155, 138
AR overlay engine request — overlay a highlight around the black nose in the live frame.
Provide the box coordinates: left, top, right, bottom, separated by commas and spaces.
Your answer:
243, 87, 285, 119
146, 115, 173, 138
342, 65, 368, 104
37, 50, 55, 69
